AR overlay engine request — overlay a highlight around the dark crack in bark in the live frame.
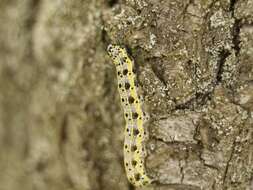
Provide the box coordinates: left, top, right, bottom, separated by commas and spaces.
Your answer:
179, 159, 185, 184
59, 114, 68, 154
230, 0, 241, 57
222, 138, 236, 188
216, 49, 231, 84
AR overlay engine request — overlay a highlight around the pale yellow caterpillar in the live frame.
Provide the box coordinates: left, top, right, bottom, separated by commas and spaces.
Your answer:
107, 44, 153, 187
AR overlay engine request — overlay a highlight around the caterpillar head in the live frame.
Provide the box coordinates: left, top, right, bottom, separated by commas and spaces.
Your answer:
107, 44, 121, 60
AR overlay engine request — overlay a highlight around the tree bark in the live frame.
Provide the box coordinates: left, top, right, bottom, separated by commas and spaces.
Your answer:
0, 0, 252, 190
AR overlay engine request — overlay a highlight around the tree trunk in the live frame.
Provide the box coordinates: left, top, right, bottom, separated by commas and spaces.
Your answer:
0, 0, 252, 190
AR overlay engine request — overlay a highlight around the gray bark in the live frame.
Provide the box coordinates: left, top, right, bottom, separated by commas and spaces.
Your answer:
0, 0, 252, 190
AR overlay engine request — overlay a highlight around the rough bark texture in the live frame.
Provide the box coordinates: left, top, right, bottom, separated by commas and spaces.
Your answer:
0, 0, 252, 190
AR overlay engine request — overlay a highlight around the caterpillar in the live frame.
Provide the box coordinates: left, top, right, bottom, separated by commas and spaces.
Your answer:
107, 44, 153, 187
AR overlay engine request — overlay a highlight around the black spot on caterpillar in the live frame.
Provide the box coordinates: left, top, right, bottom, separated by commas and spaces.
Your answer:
125, 82, 130, 90
123, 69, 128, 75
128, 96, 135, 104
132, 112, 139, 119
133, 129, 140, 136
